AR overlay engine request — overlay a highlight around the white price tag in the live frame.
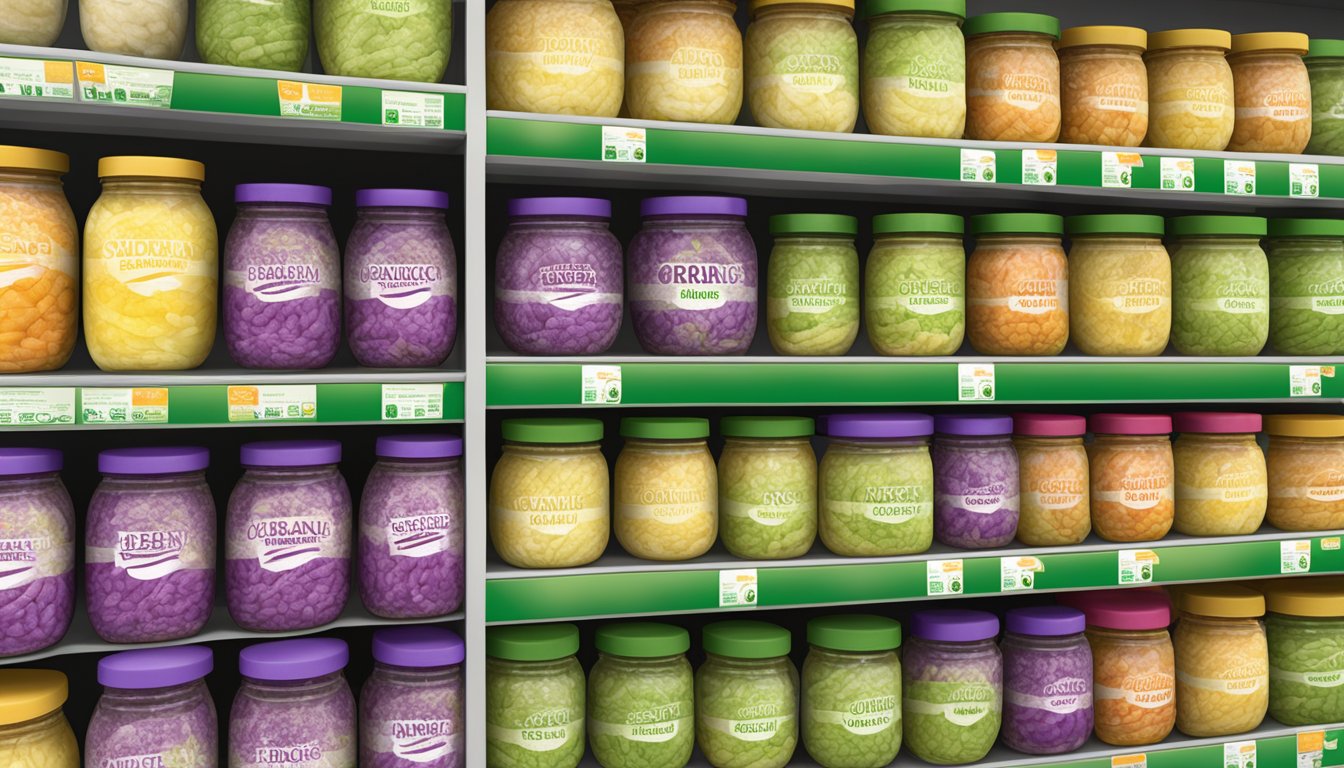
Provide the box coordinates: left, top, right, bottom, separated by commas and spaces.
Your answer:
1282, 540, 1313, 574
0, 388, 75, 426
1298, 731, 1325, 768
581, 365, 622, 404
926, 559, 964, 596
1291, 163, 1321, 198
1102, 151, 1143, 188
602, 126, 646, 163
77, 62, 173, 108
380, 384, 444, 421
958, 363, 995, 401
1118, 549, 1158, 584
1021, 149, 1057, 186
1290, 365, 1333, 398
1225, 160, 1257, 195
1000, 556, 1043, 592
80, 388, 169, 424
0, 57, 74, 99
278, 80, 342, 121
381, 91, 445, 128
719, 569, 758, 607
960, 149, 996, 183
1224, 740, 1256, 768
1160, 157, 1195, 191
227, 385, 317, 422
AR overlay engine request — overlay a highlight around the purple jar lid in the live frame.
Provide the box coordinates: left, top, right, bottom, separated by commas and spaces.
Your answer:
822, 413, 934, 439
1005, 606, 1085, 636
0, 447, 62, 475
936, 414, 1014, 437
240, 440, 341, 468
98, 447, 208, 475
640, 196, 748, 219
356, 188, 450, 210
372, 626, 465, 668
98, 645, 213, 689
910, 609, 1000, 642
240, 638, 348, 681
508, 196, 611, 219
375, 434, 463, 459
235, 183, 333, 206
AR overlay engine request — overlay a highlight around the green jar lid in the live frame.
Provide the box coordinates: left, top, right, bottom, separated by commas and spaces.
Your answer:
620, 416, 710, 440
487, 623, 580, 661
1268, 218, 1344, 239
864, 0, 965, 21
1065, 214, 1165, 237
963, 12, 1060, 40
872, 213, 965, 236
595, 622, 690, 658
969, 213, 1064, 237
721, 415, 815, 438
769, 214, 859, 237
808, 615, 902, 652
1167, 215, 1267, 238
502, 418, 603, 444
1306, 39, 1344, 60
703, 620, 792, 659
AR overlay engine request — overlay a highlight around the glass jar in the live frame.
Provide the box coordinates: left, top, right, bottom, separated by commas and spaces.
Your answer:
486, 0, 623, 116
1228, 33, 1311, 154
345, 189, 456, 368
697, 620, 798, 768
629, 196, 758, 356
1172, 412, 1267, 536
86, 447, 215, 644
802, 615, 902, 768
1261, 579, 1344, 726
1013, 414, 1090, 546
0, 448, 72, 658
746, 0, 859, 133
1169, 215, 1269, 356
224, 184, 340, 370
197, 0, 310, 71
964, 13, 1061, 142
1172, 584, 1269, 737
230, 639, 357, 768
316, 0, 452, 83
862, 1, 966, 139
967, 213, 1068, 356
80, 0, 187, 59
489, 418, 609, 569
902, 610, 1002, 765
1265, 414, 1344, 531
1145, 29, 1235, 150
1058, 26, 1149, 146
718, 416, 817, 560
359, 435, 464, 620
0, 146, 77, 373
865, 213, 965, 356
361, 627, 465, 768
1066, 214, 1172, 356
1306, 41, 1344, 155
0, 670, 78, 768
819, 413, 934, 557
86, 646, 217, 768
934, 415, 1019, 549
495, 197, 623, 356
615, 417, 717, 562
83, 156, 217, 371
766, 214, 859, 356
1266, 219, 1344, 356
486, 624, 586, 768
0, 0, 67, 46
1088, 414, 1175, 542
626, 0, 743, 124
589, 622, 694, 768
1002, 607, 1092, 755
225, 440, 352, 632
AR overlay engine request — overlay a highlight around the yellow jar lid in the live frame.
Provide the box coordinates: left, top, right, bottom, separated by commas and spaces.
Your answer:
1265, 414, 1344, 438
1260, 578, 1344, 617
0, 145, 69, 175
1148, 28, 1232, 52
98, 156, 205, 182
1059, 26, 1148, 51
0, 670, 67, 726
1171, 583, 1265, 618
751, 0, 854, 16
1231, 32, 1310, 56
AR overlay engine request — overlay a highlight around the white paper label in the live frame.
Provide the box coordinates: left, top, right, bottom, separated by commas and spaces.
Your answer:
230, 263, 332, 304
1177, 669, 1266, 695
602, 126, 646, 162
1095, 476, 1173, 511
0, 57, 74, 99
721, 496, 808, 527
770, 278, 850, 315
868, 292, 963, 316
807, 697, 898, 736
1000, 556, 1043, 591
385, 514, 453, 558
1006, 678, 1089, 714
227, 384, 317, 422
719, 568, 758, 607
381, 384, 444, 421
958, 363, 995, 402
1225, 740, 1257, 768
80, 388, 169, 425
496, 503, 605, 537
114, 530, 188, 581
1096, 674, 1174, 708
351, 263, 447, 309
1022, 149, 1057, 186
487, 717, 582, 752
1289, 365, 1332, 398
903, 693, 996, 726
1102, 152, 1143, 188
629, 262, 753, 311
385, 719, 457, 763
0, 388, 76, 426
827, 487, 928, 526
1291, 163, 1321, 198
926, 559, 963, 596
77, 62, 173, 108
589, 715, 692, 743
1283, 539, 1313, 573
1160, 157, 1195, 191
960, 149, 996, 183
242, 516, 336, 573
700, 714, 793, 742
1271, 667, 1344, 688
0, 537, 58, 591
1225, 160, 1257, 195
937, 485, 1015, 515
381, 90, 445, 128
581, 365, 622, 404
1118, 549, 1159, 584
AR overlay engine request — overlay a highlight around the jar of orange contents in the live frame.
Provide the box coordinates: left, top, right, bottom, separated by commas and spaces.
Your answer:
1227, 32, 1311, 154
1013, 413, 1090, 546
1058, 26, 1149, 146
966, 213, 1068, 356
963, 12, 1061, 142
1088, 413, 1175, 542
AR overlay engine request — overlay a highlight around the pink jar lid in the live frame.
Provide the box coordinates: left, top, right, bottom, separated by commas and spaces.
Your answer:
1172, 411, 1262, 434
1059, 589, 1171, 630
1089, 413, 1172, 436
1014, 413, 1086, 437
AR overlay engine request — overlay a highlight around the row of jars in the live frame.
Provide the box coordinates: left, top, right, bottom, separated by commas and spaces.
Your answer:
486, 579, 1344, 768
0, 146, 459, 372
497, 197, 1344, 358
488, 412, 1344, 570
1, 0, 452, 83
0, 436, 464, 658
0, 629, 465, 768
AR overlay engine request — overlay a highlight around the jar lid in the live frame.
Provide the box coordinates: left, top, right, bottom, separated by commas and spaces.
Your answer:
721, 415, 815, 438
641, 195, 748, 218
969, 213, 1064, 237
0, 670, 67, 726
509, 196, 611, 219
1232, 32, 1309, 56
502, 418, 603, 444
375, 434, 463, 459
356, 188, 449, 209
240, 638, 349, 681
621, 416, 710, 440
872, 213, 965, 236
769, 214, 859, 237
935, 414, 1013, 437
1013, 413, 1086, 437
240, 439, 341, 467
751, 0, 853, 17
1171, 583, 1265, 618
487, 623, 580, 661
1264, 414, 1344, 438
235, 183, 332, 206
1171, 411, 1262, 434
1267, 218, 1344, 239
0, 145, 68, 174
1306, 38, 1344, 60
99, 156, 205, 181
1170, 214, 1266, 237
807, 615, 902, 652
0, 447, 62, 475
1065, 214, 1165, 237
99, 446, 209, 475
1005, 606, 1085, 636
595, 622, 691, 658
1088, 413, 1172, 435
909, 609, 999, 642
98, 645, 213, 689
1259, 578, 1344, 617
821, 413, 934, 439
963, 12, 1060, 40
1058, 26, 1148, 51
1148, 29, 1232, 53
864, 0, 964, 20
703, 620, 791, 659
1061, 589, 1171, 630
372, 626, 465, 667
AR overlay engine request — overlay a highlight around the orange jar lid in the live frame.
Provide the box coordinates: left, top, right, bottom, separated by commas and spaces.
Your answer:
1231, 32, 1310, 56
1170, 583, 1265, 618
98, 156, 205, 182
0, 145, 69, 174
1265, 414, 1344, 438
1148, 28, 1231, 53
1059, 26, 1147, 52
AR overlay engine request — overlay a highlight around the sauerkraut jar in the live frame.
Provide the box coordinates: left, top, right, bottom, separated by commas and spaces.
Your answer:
0, 670, 78, 768
1145, 29, 1234, 151
746, 0, 859, 133
1058, 26, 1149, 146
865, 213, 965, 356
80, 0, 187, 59
1, 0, 67, 46
1264, 414, 1344, 532
1306, 39, 1344, 156
486, 624, 585, 768
766, 214, 859, 356
801, 615, 902, 768
588, 623, 694, 768
486, 0, 624, 117
966, 213, 1068, 356
1266, 218, 1344, 356
819, 413, 934, 557
1065, 214, 1171, 356
1261, 579, 1344, 727
718, 416, 817, 561
902, 609, 1002, 765
1088, 413, 1175, 543
696, 620, 799, 768
1168, 215, 1269, 357
626, 0, 743, 124
1228, 32, 1311, 154
1013, 414, 1090, 547
1172, 412, 1267, 537
1171, 584, 1268, 738
963, 12, 1061, 142
315, 0, 452, 83
861, 0, 966, 139
614, 417, 717, 562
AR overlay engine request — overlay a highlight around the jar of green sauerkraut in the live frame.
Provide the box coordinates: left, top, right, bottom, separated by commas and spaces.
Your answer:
197, 0, 310, 71
1266, 219, 1344, 356
862, 0, 967, 139
903, 609, 1003, 765
697, 620, 799, 768
767, 214, 860, 356
865, 213, 966, 356
746, 0, 860, 133
1307, 40, 1344, 156
1168, 216, 1269, 357
316, 0, 452, 83
802, 615, 902, 768
486, 623, 586, 768
718, 416, 818, 560
588, 623, 694, 768
1261, 579, 1344, 727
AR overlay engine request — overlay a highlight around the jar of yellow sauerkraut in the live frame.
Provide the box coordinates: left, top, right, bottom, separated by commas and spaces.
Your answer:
486, 0, 624, 117
626, 0, 743, 125
1065, 214, 1171, 357
0, 670, 78, 768
83, 156, 217, 372
80, 0, 188, 60
1170, 584, 1268, 738
1172, 412, 1267, 536
0, 146, 77, 374
964, 12, 1061, 142
490, 418, 609, 569
1058, 26, 1149, 147
746, 0, 859, 133
615, 417, 717, 562
1145, 29, 1234, 151
1, 0, 68, 47
861, 0, 966, 139
1265, 414, 1344, 532
1228, 33, 1311, 154
1013, 414, 1090, 547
